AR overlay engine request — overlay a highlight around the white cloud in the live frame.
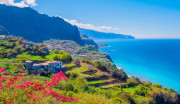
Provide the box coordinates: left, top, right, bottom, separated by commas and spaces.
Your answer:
0, 0, 37, 8
59, 16, 119, 32
24, 0, 37, 6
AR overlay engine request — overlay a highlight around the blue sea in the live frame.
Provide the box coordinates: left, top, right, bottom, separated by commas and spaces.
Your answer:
96, 39, 180, 93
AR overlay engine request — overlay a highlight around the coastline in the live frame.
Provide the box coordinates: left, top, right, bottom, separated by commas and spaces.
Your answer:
96, 39, 180, 93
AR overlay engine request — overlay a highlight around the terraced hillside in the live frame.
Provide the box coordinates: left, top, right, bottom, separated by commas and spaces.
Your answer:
64, 62, 127, 89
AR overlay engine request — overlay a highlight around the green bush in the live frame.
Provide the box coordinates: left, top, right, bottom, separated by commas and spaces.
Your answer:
152, 83, 162, 88
133, 84, 150, 96
75, 77, 88, 92
93, 60, 107, 71
53, 51, 72, 63
114, 92, 135, 104
127, 78, 140, 87
81, 58, 93, 64
57, 81, 75, 91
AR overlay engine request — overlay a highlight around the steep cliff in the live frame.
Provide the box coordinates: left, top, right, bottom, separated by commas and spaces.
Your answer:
0, 4, 84, 45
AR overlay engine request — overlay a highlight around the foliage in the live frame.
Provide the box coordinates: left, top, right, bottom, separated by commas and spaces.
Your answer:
122, 86, 137, 93
93, 60, 107, 71
53, 50, 72, 63
0, 36, 179, 104
75, 46, 98, 54
81, 58, 93, 64
0, 36, 49, 59
126, 77, 140, 87
66, 63, 76, 68
113, 69, 128, 81
75, 77, 88, 92
0, 68, 78, 103
152, 83, 162, 88
0, 62, 24, 73
132, 84, 150, 96
147, 84, 178, 103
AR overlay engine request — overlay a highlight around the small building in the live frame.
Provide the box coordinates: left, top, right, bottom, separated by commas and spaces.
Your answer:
25, 60, 63, 74
25, 60, 33, 70
27, 42, 34, 46
31, 64, 43, 74
78, 55, 87, 58
0, 35, 7, 40
40, 63, 49, 71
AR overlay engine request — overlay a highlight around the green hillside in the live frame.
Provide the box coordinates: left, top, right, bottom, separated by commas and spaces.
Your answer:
0, 36, 179, 104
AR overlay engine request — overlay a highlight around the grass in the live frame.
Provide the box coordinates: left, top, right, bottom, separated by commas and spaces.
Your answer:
16, 54, 50, 61
122, 86, 137, 93
30, 56, 48, 61
92, 69, 110, 77
101, 83, 122, 89
65, 63, 91, 77
65, 62, 111, 78
66, 63, 76, 68
87, 80, 105, 85
45, 54, 54, 61
74, 92, 114, 104
104, 78, 116, 82
88, 78, 117, 85
0, 58, 16, 62
38, 76, 50, 81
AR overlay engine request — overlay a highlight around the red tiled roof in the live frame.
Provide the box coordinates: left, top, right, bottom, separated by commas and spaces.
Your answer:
25, 60, 33, 63
40, 63, 49, 66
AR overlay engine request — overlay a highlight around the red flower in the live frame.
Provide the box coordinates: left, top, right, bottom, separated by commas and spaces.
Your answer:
5, 100, 13, 104
5, 76, 19, 88
0, 82, 3, 90
6, 71, 9, 75
1, 68, 78, 103
21, 70, 25, 73
32, 96, 39, 101
28, 99, 31, 103
0, 68, 4, 74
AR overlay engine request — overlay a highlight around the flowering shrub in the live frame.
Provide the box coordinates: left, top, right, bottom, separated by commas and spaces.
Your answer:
0, 68, 78, 104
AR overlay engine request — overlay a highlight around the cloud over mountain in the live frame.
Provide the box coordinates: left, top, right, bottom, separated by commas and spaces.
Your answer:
0, 0, 37, 8
60, 17, 119, 33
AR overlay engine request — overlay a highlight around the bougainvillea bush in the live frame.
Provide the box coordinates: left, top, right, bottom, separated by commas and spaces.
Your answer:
0, 68, 78, 104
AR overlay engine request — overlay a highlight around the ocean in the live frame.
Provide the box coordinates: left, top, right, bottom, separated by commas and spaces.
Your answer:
96, 39, 180, 93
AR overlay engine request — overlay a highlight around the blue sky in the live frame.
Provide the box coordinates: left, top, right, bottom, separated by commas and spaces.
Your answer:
3, 0, 180, 38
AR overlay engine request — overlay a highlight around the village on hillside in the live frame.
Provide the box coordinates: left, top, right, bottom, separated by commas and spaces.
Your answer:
44, 39, 115, 67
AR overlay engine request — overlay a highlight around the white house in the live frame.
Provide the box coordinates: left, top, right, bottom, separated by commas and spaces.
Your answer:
25, 60, 63, 74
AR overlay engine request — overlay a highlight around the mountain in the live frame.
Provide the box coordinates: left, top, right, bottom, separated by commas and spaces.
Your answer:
80, 34, 99, 49
0, 25, 10, 35
0, 4, 84, 45
79, 28, 135, 40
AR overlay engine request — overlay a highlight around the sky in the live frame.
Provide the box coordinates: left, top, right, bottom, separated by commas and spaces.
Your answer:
1, 0, 180, 39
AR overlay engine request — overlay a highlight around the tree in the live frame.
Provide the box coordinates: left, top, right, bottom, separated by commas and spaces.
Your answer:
93, 61, 106, 71
53, 54, 59, 60
133, 84, 150, 96
17, 37, 23, 41
40, 43, 46, 47
75, 77, 87, 92
53, 51, 72, 63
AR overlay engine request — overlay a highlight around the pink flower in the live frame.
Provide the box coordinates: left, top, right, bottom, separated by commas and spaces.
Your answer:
28, 99, 31, 103
0, 82, 3, 90
0, 68, 4, 74
6, 72, 9, 75
21, 70, 25, 73
0, 69, 78, 103
5, 100, 13, 104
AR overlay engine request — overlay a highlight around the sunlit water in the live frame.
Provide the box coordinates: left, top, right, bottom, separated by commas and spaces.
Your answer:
96, 39, 180, 93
